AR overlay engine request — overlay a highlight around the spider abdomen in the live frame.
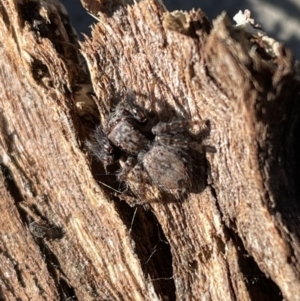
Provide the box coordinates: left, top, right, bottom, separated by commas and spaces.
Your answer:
143, 145, 190, 190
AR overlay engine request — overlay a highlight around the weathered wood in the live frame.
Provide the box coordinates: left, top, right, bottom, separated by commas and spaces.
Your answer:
0, 0, 152, 300
0, 0, 299, 300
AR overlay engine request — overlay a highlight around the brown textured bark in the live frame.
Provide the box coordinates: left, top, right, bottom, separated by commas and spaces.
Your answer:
0, 0, 299, 300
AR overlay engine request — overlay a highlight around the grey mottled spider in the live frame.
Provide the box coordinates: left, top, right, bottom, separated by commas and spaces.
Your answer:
87, 90, 213, 204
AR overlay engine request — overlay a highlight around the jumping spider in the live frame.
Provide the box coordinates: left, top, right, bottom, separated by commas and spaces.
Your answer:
87, 91, 213, 204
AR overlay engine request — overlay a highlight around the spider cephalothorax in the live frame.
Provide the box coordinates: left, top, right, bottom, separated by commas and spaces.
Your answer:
105, 101, 150, 156
87, 91, 213, 204
87, 97, 153, 170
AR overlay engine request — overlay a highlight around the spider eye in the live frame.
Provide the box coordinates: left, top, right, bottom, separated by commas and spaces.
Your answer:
132, 108, 147, 123
103, 144, 114, 154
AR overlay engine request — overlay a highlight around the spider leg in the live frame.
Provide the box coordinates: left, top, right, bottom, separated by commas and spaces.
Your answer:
118, 157, 136, 182
155, 135, 193, 149
155, 135, 216, 153
152, 120, 194, 135
113, 92, 148, 124
115, 191, 150, 208
118, 155, 150, 187
117, 156, 156, 206
86, 126, 115, 170
152, 118, 213, 153
124, 92, 148, 123
152, 119, 210, 136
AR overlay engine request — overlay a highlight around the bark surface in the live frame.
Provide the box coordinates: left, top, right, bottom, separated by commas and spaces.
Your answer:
0, 0, 299, 300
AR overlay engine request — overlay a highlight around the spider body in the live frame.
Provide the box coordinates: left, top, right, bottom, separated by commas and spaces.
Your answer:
142, 144, 191, 190
87, 91, 212, 204
106, 118, 149, 155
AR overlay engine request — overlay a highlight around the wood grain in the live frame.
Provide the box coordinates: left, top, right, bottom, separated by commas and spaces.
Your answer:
0, 0, 299, 300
